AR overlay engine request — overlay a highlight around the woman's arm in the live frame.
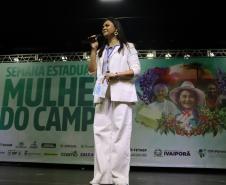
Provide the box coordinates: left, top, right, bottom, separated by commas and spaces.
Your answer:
88, 48, 98, 73
88, 36, 99, 74
127, 43, 141, 77
104, 43, 141, 82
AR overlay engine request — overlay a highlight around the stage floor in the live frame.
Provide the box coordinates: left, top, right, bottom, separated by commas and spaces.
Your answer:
0, 164, 226, 185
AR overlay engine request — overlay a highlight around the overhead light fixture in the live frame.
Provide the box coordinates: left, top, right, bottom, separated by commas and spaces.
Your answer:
165, 53, 172, 59
61, 56, 67, 61
146, 50, 156, 59
13, 57, 19, 62
207, 50, 215, 57
184, 54, 190, 59
86, 55, 90, 60
83, 52, 90, 60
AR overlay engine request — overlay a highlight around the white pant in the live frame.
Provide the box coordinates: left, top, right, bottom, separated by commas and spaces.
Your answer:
90, 98, 132, 185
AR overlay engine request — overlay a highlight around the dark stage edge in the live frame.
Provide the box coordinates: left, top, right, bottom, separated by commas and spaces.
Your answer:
0, 162, 226, 185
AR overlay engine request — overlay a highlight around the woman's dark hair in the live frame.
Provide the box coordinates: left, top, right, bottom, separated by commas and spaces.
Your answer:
98, 17, 128, 58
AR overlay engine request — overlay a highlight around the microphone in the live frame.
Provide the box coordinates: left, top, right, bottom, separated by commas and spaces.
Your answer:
88, 34, 102, 43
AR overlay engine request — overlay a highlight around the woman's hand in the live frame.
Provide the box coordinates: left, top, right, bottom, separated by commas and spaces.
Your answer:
103, 72, 118, 83
91, 41, 98, 50
102, 70, 134, 83
88, 35, 99, 49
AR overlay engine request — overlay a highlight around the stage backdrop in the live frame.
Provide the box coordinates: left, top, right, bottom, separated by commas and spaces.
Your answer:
0, 57, 226, 168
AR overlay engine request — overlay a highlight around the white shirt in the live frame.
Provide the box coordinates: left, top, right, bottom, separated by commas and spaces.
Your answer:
92, 43, 141, 103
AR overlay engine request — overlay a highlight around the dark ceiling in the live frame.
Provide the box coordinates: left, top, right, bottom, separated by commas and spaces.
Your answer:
0, 0, 225, 54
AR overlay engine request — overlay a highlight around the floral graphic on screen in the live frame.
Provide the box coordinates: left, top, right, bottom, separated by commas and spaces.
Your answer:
135, 63, 226, 137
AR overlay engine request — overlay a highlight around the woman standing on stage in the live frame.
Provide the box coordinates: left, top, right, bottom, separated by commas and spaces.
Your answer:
88, 17, 140, 185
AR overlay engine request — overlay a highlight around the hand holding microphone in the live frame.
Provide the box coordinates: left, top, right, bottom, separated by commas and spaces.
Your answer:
88, 34, 100, 49
88, 34, 101, 42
